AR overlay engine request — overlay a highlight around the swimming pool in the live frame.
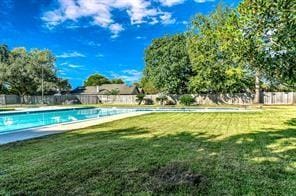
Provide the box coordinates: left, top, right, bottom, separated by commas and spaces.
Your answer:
0, 107, 135, 134
0, 107, 247, 134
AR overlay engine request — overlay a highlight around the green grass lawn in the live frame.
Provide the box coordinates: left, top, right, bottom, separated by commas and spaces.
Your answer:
0, 107, 295, 195
0, 108, 15, 112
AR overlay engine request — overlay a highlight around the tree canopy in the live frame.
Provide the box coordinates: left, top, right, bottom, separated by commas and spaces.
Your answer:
110, 78, 124, 84
0, 45, 71, 95
142, 34, 192, 94
141, 0, 295, 95
0, 45, 10, 93
84, 74, 110, 86
140, 78, 159, 94
238, 0, 296, 89
84, 74, 125, 86
188, 6, 254, 93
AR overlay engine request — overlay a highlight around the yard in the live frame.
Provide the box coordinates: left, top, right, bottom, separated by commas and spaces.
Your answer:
0, 106, 295, 195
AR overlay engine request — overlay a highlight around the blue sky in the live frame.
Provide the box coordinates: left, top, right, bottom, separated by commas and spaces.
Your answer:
0, 0, 241, 87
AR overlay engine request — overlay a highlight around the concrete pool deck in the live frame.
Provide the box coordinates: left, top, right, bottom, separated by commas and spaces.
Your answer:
0, 111, 150, 145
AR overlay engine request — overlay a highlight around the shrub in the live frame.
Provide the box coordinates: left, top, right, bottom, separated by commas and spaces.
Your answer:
179, 95, 195, 106
165, 100, 176, 105
143, 98, 154, 105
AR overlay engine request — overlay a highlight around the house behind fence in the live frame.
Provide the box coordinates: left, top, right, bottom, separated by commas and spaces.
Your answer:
0, 92, 295, 105
71, 84, 141, 95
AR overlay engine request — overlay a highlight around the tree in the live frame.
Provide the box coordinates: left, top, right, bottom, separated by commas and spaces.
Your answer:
84, 73, 110, 86
110, 78, 124, 84
140, 78, 159, 94
142, 34, 193, 94
3, 48, 39, 96
188, 5, 254, 94
0, 46, 64, 96
0, 44, 9, 63
30, 49, 57, 96
238, 0, 296, 102
56, 78, 72, 92
0, 44, 9, 94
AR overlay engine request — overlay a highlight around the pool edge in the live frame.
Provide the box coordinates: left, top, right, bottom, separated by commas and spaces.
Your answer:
0, 111, 150, 145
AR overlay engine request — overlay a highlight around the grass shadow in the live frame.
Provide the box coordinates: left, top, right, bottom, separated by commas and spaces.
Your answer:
286, 118, 296, 126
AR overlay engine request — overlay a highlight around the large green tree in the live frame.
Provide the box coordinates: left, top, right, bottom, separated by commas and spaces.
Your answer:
29, 49, 58, 95
84, 73, 110, 86
3, 48, 39, 96
188, 6, 254, 93
0, 45, 70, 96
238, 0, 296, 101
142, 34, 192, 94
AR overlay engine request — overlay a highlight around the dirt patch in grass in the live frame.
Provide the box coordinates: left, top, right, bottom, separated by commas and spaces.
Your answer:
148, 162, 206, 192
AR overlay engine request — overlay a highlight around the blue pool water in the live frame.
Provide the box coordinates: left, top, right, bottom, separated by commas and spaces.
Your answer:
0, 107, 133, 134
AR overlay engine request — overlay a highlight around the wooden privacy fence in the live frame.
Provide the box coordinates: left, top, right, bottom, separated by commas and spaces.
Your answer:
0, 95, 20, 105
0, 94, 95, 105
262, 92, 296, 105
96, 93, 296, 105
0, 92, 295, 105
96, 95, 158, 104
96, 94, 254, 105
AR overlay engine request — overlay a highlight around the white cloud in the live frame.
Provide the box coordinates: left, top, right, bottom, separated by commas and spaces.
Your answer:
109, 23, 124, 38
56, 51, 85, 58
59, 62, 84, 69
122, 69, 142, 75
160, 12, 176, 24
194, 0, 215, 3
110, 69, 142, 83
149, 17, 159, 25
136, 36, 146, 39
57, 69, 67, 75
157, 0, 185, 7
157, 0, 215, 6
67, 64, 83, 68
42, 0, 176, 37
87, 41, 101, 47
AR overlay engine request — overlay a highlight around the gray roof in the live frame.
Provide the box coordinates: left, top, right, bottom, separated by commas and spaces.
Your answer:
74, 84, 140, 95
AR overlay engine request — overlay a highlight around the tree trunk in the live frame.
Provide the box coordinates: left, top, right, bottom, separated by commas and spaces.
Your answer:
254, 70, 261, 104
